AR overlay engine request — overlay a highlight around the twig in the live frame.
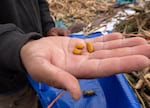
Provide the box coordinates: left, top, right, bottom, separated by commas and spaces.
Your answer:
47, 91, 66, 108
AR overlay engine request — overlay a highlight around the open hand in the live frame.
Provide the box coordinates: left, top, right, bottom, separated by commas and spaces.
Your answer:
21, 33, 150, 100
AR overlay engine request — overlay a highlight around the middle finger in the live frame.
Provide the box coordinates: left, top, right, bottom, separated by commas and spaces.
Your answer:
93, 37, 147, 51
89, 44, 150, 59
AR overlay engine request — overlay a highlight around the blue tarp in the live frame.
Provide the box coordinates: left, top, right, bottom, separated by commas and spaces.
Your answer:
27, 77, 107, 108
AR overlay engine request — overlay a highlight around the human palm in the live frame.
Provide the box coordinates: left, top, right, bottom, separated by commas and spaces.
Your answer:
21, 33, 150, 100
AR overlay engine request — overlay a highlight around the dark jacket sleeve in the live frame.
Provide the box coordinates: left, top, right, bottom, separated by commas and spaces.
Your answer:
0, 24, 42, 73
38, 0, 55, 35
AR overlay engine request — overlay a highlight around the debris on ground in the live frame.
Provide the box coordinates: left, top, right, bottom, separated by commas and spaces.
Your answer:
47, 0, 116, 33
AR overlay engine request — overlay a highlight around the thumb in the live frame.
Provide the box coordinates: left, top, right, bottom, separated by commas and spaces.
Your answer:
51, 69, 82, 100
25, 58, 81, 100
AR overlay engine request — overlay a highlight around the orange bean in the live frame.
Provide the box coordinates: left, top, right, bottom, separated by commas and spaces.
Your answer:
75, 43, 85, 49
73, 48, 82, 55
86, 42, 94, 53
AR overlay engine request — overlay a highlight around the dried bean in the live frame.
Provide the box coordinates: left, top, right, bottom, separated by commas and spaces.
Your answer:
73, 48, 82, 55
75, 43, 85, 49
86, 42, 94, 53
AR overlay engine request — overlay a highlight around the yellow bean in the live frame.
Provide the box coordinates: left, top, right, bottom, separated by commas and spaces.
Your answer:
86, 42, 94, 53
73, 48, 82, 55
75, 43, 85, 49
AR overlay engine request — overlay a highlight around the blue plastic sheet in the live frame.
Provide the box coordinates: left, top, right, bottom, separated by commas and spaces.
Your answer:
27, 77, 107, 108
27, 31, 141, 108
53, 79, 106, 108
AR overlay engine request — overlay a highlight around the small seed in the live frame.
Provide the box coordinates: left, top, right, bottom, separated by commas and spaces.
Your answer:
73, 48, 82, 55
83, 90, 96, 96
86, 42, 94, 53
75, 43, 85, 49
